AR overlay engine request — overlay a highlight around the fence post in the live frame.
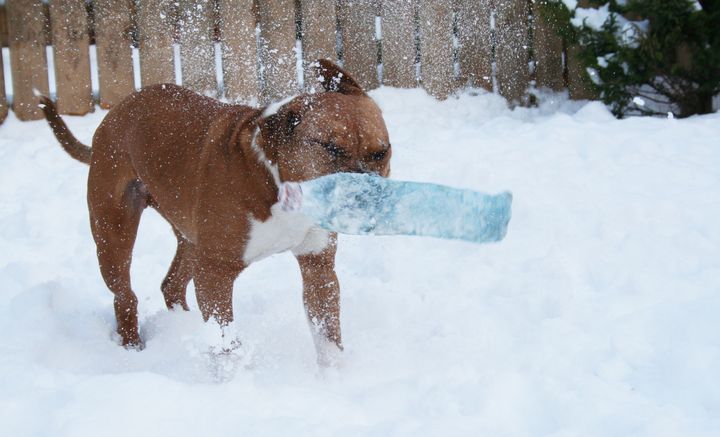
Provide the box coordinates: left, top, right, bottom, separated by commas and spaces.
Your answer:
0, 53, 7, 124
6, 0, 49, 120
179, 0, 217, 96
381, 0, 416, 88
257, 0, 298, 104
93, 0, 135, 108
218, 0, 258, 103
417, 0, 454, 99
48, 0, 93, 115
495, 0, 531, 103
138, 0, 176, 87
532, 0, 563, 91
337, 0, 379, 91
455, 0, 492, 91
300, 0, 338, 87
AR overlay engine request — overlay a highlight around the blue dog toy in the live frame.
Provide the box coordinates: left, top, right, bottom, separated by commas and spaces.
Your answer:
279, 173, 512, 244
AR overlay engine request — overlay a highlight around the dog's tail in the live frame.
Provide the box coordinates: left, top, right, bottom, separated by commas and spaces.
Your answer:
37, 92, 91, 165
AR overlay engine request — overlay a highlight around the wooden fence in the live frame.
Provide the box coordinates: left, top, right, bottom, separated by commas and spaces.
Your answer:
0, 0, 594, 123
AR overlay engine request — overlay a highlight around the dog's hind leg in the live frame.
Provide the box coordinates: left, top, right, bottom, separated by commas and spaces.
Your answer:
88, 175, 148, 348
295, 234, 343, 366
161, 228, 195, 311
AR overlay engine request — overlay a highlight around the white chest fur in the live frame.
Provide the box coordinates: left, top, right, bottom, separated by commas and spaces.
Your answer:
243, 204, 331, 264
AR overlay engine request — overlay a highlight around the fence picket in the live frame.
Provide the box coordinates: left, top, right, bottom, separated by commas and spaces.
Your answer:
257, 0, 298, 104
6, 0, 49, 120
218, 0, 258, 103
337, 0, 379, 91
494, 0, 531, 103
455, 0, 492, 91
94, 0, 135, 108
566, 0, 595, 100
0, 53, 7, 123
1, 3, 52, 48
179, 0, 217, 96
1, 6, 8, 48
138, 0, 176, 87
300, 0, 338, 88
49, 0, 93, 115
381, 0, 416, 88
417, 0, 454, 99
567, 45, 595, 100
533, 1, 564, 91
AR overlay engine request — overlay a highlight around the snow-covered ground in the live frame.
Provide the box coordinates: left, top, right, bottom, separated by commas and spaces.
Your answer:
1, 88, 719, 436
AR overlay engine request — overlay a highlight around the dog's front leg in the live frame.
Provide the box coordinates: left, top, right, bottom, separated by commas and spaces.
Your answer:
295, 233, 343, 367
193, 255, 244, 326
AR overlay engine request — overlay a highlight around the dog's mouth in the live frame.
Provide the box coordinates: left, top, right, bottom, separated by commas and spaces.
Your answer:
278, 182, 303, 212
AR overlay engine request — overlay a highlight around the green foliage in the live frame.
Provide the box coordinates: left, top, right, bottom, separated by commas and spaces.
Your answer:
542, 0, 720, 117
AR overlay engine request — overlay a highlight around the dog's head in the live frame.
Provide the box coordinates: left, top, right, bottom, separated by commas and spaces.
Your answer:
257, 60, 391, 182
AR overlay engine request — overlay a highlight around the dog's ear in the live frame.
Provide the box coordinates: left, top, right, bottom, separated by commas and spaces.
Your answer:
311, 59, 365, 96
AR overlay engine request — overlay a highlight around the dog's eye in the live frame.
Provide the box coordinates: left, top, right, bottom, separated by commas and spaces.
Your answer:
319, 141, 349, 159
368, 149, 388, 162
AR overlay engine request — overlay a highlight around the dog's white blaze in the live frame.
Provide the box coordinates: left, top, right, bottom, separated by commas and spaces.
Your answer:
261, 95, 298, 118
250, 127, 281, 187
243, 204, 330, 264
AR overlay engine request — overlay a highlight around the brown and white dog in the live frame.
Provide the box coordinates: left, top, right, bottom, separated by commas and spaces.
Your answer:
40, 60, 391, 363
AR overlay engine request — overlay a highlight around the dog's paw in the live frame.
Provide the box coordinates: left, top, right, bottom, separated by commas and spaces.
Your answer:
315, 340, 344, 370
209, 336, 242, 356
205, 337, 254, 382
124, 341, 145, 351
116, 332, 145, 351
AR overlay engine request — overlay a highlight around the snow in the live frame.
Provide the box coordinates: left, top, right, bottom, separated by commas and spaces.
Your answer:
571, 4, 612, 30
1, 87, 720, 436
570, 3, 645, 47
